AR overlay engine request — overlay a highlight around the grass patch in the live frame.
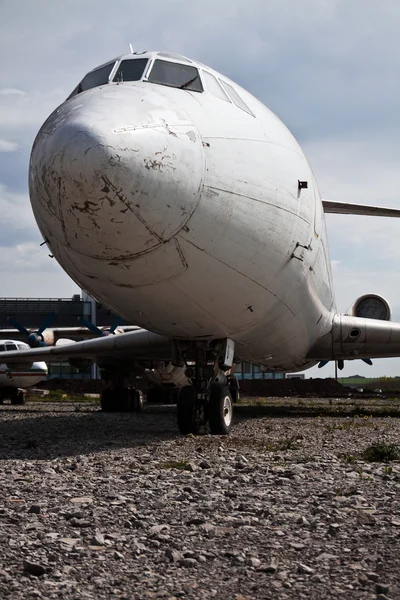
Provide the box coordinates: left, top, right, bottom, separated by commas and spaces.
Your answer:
161, 460, 189, 470
325, 415, 374, 431
340, 453, 358, 464
362, 441, 400, 462
28, 390, 98, 403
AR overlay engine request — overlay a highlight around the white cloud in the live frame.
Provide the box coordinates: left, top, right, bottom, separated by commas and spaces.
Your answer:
0, 184, 36, 231
0, 139, 19, 152
0, 88, 26, 96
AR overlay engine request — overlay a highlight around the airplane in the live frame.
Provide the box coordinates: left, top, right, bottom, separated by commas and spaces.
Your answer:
1, 49, 400, 434
0, 340, 48, 405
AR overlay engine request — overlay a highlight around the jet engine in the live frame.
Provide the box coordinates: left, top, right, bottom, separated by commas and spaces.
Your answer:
347, 294, 391, 321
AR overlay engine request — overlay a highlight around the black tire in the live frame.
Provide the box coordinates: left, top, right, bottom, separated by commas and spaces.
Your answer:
208, 385, 233, 435
146, 386, 165, 404
11, 391, 25, 406
118, 389, 133, 412
131, 389, 144, 412
177, 385, 200, 435
228, 376, 240, 404
100, 389, 115, 412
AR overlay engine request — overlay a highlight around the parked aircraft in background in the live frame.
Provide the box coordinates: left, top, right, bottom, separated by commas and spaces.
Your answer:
0, 340, 47, 405
1, 49, 400, 434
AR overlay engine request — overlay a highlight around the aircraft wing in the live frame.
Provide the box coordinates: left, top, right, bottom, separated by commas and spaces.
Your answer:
308, 314, 400, 361
0, 325, 140, 344
0, 328, 172, 365
322, 199, 400, 218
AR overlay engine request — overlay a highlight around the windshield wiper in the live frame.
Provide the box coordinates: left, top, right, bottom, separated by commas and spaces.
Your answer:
179, 74, 199, 89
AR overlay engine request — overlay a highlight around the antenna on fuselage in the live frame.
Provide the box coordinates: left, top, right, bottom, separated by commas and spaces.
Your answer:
129, 43, 134, 53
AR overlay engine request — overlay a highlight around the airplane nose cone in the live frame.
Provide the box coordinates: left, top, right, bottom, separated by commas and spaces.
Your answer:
29, 86, 204, 259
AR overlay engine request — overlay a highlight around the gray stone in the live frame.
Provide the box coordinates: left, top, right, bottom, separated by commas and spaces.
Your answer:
376, 583, 389, 595
264, 558, 279, 573
180, 558, 197, 568
298, 563, 314, 575
149, 524, 169, 535
69, 517, 92, 527
249, 557, 261, 568
199, 460, 211, 469
166, 548, 182, 563
23, 560, 47, 577
290, 542, 306, 550
328, 522, 340, 535
356, 511, 376, 526
90, 530, 105, 546
184, 462, 197, 472
186, 517, 205, 525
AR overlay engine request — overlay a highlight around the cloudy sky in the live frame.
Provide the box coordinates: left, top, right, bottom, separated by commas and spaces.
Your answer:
1, 0, 400, 377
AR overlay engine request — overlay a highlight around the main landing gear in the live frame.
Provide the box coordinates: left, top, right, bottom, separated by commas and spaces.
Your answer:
99, 372, 144, 413
0, 388, 26, 406
174, 338, 237, 436
100, 387, 144, 412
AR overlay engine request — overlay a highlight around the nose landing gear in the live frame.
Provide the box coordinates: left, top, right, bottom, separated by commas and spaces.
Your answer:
177, 382, 234, 435
175, 338, 236, 436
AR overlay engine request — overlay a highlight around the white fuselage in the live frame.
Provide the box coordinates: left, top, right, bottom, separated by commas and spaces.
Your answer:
0, 341, 48, 388
29, 52, 336, 372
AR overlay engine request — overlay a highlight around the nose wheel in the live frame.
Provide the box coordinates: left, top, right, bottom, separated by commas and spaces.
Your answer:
208, 385, 233, 435
177, 384, 233, 435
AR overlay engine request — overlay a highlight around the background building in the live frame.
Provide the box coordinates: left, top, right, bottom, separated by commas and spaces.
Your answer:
0, 294, 125, 379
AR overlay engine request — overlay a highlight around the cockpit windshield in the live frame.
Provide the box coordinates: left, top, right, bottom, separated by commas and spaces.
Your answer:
113, 58, 148, 82
67, 61, 116, 99
148, 60, 203, 92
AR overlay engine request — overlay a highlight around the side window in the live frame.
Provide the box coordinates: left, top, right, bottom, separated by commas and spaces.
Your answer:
5, 342, 17, 351
202, 71, 231, 102
219, 80, 255, 117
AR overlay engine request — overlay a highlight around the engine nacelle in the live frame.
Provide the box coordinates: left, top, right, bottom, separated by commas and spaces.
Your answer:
41, 330, 55, 346
145, 362, 190, 390
347, 294, 391, 321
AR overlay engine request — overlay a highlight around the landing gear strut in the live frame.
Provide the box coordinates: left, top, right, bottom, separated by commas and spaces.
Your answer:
174, 338, 236, 436
99, 371, 144, 413
10, 389, 26, 406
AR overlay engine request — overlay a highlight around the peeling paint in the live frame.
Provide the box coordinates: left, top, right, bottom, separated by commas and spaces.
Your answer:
143, 156, 176, 172
162, 120, 178, 137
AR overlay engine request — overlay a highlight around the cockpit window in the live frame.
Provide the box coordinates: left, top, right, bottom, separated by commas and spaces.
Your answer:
67, 61, 116, 99
148, 60, 203, 92
113, 58, 148, 82
5, 342, 17, 352
219, 80, 255, 117
78, 62, 115, 92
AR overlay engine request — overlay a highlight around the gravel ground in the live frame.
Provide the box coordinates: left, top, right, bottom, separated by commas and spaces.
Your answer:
0, 399, 399, 600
